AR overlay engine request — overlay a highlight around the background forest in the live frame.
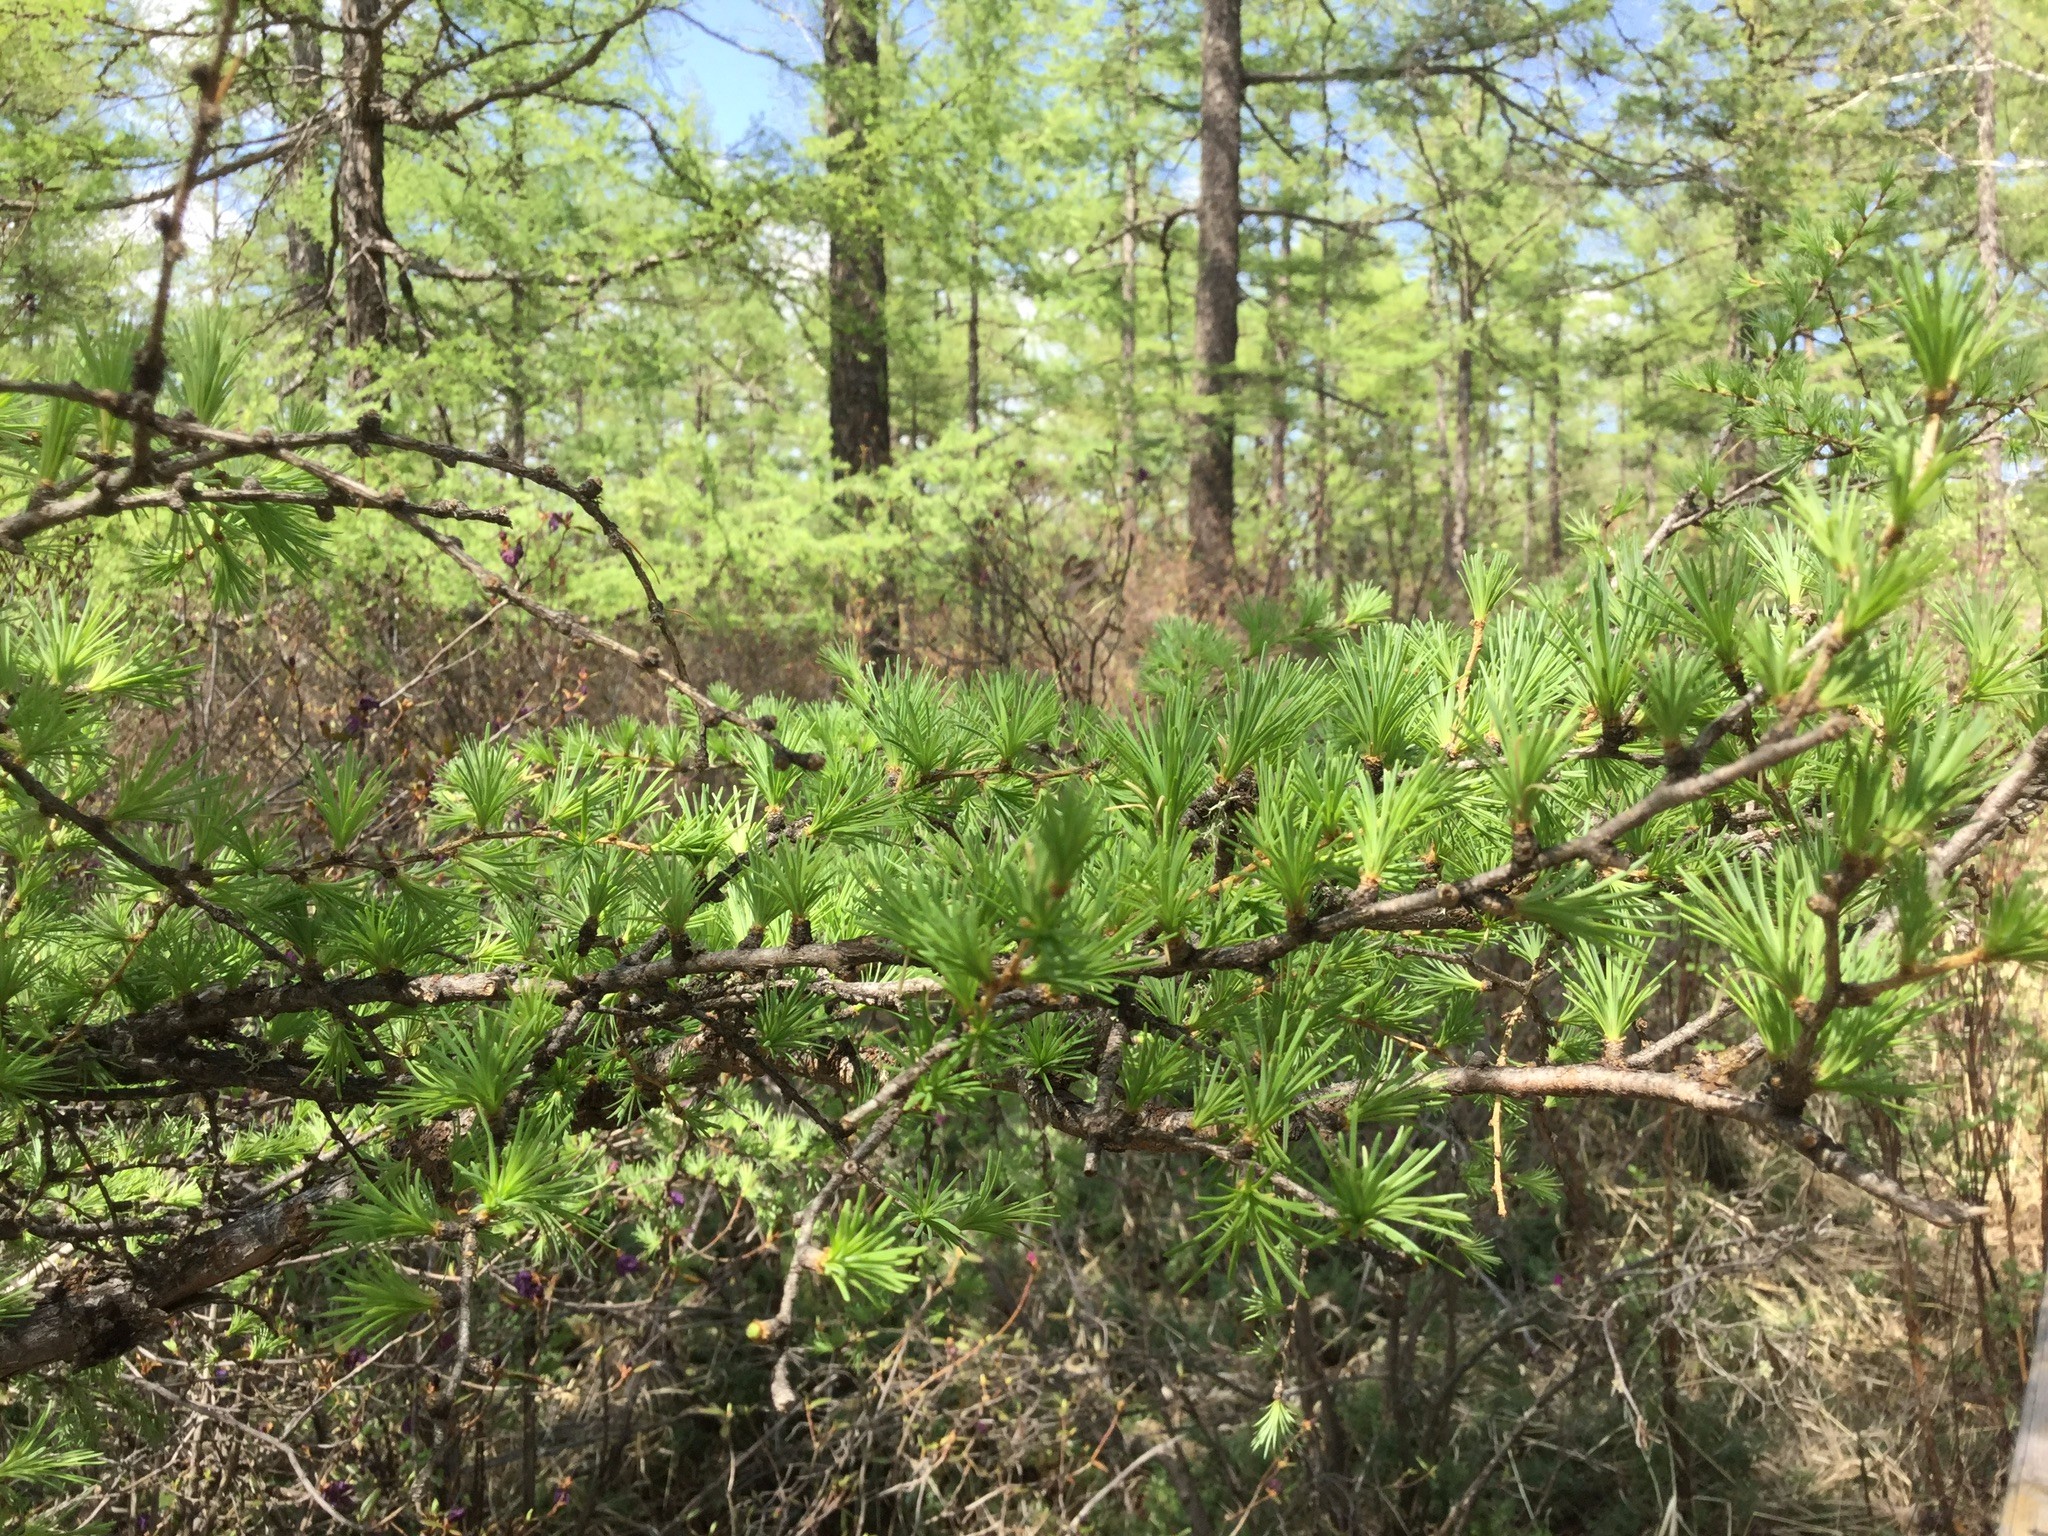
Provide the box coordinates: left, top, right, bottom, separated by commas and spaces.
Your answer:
6, 0, 2048, 1532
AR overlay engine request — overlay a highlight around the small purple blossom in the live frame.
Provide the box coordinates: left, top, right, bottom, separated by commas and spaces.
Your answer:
446, 1505, 467, 1525
342, 1346, 369, 1369
513, 1269, 545, 1300
615, 1250, 644, 1276
321, 1480, 356, 1514
666, 1185, 690, 1208
212, 1363, 232, 1381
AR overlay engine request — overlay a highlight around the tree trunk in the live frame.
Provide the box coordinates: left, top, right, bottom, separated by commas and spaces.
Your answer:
1311, 257, 1330, 584
1311, 75, 1334, 587
1640, 362, 1657, 523
966, 238, 982, 436
1120, 13, 1139, 523
822, 0, 895, 661
1267, 218, 1290, 517
1522, 385, 1537, 568
1546, 317, 1563, 565
505, 282, 527, 463
283, 14, 329, 312
823, 0, 891, 478
337, 0, 389, 393
1186, 0, 1241, 615
1445, 266, 1472, 586
1974, 0, 2005, 574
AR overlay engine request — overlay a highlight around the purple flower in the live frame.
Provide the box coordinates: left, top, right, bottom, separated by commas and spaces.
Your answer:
513, 1269, 545, 1300
615, 1250, 644, 1276
136, 1516, 152, 1532
552, 1485, 572, 1509
499, 535, 525, 569
666, 1186, 690, 1208
342, 1346, 369, 1369
321, 1480, 356, 1514
447, 1506, 466, 1525
212, 1364, 232, 1381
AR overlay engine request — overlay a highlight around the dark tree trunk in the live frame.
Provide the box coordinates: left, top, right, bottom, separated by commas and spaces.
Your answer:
822, 0, 896, 662
823, 0, 891, 478
337, 0, 389, 392
283, 15, 329, 311
1186, 0, 1241, 615
965, 240, 981, 435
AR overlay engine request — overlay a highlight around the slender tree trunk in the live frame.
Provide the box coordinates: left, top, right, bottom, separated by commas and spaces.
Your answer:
1974, 0, 2005, 574
1311, 260, 1331, 584
1546, 317, 1563, 565
1445, 267, 1472, 586
1120, 149, 1138, 437
823, 0, 896, 659
283, 14, 329, 312
1523, 385, 1537, 568
1311, 75, 1334, 587
337, 0, 389, 392
1641, 362, 1657, 523
1431, 350, 1453, 586
1186, 0, 1241, 614
966, 240, 982, 436
506, 281, 527, 464
1267, 219, 1290, 517
1120, 8, 1140, 521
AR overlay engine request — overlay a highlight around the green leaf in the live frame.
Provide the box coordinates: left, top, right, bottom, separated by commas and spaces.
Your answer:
814, 1194, 921, 1304
329, 1258, 440, 1347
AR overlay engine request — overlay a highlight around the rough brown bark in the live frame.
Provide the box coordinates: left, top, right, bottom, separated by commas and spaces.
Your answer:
823, 0, 891, 478
337, 0, 389, 391
1186, 0, 1241, 615
0, 1178, 347, 1382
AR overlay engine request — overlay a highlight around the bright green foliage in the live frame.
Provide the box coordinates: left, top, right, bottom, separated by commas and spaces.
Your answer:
814, 1196, 924, 1306
5, 271, 2039, 1376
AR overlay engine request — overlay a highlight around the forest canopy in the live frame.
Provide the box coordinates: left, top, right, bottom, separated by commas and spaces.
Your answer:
2, 0, 2047, 1532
